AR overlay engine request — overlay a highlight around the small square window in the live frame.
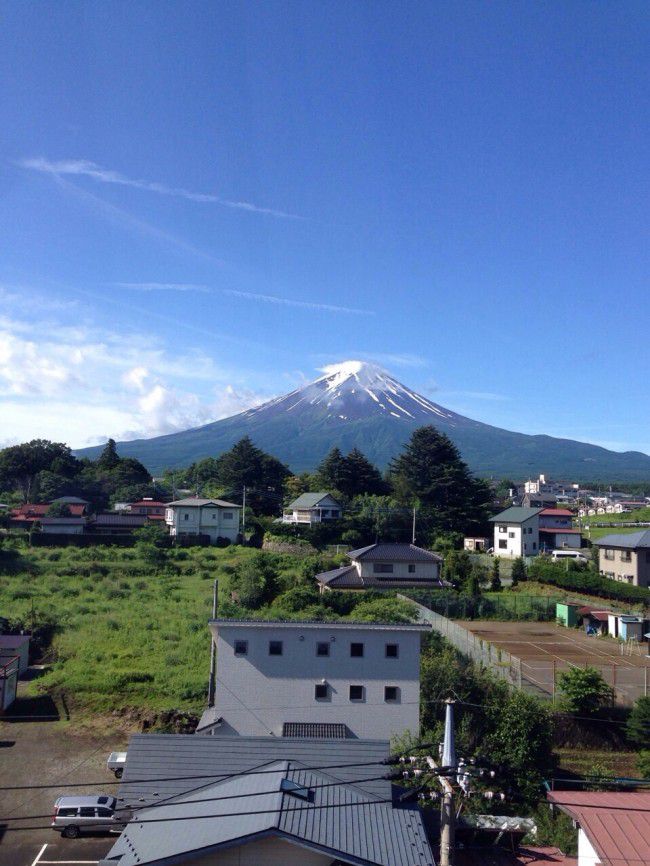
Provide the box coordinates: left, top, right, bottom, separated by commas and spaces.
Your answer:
350, 642, 364, 657
349, 685, 364, 701
384, 686, 399, 702
408, 564, 416, 573
316, 642, 330, 657
385, 643, 399, 658
314, 683, 328, 699
269, 640, 283, 656
234, 640, 248, 656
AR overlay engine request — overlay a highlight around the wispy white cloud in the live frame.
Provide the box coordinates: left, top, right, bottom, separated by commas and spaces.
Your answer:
111, 281, 374, 315
113, 282, 210, 293
221, 288, 373, 316
19, 157, 303, 220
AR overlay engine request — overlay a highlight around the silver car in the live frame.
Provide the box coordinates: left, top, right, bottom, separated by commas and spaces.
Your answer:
51, 795, 118, 838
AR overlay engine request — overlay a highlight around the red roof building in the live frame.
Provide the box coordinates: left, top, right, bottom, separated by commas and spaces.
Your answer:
548, 790, 650, 866
127, 500, 167, 520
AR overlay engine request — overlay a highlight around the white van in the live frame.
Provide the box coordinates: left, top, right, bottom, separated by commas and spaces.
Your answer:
551, 550, 588, 564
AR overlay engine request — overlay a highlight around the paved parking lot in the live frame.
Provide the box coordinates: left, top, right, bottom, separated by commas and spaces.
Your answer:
0, 682, 127, 866
5, 837, 114, 866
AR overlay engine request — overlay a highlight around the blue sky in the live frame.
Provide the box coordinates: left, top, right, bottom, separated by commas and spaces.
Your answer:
1, 1, 649, 455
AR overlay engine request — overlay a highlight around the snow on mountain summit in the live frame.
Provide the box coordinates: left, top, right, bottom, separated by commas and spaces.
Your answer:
244, 359, 456, 424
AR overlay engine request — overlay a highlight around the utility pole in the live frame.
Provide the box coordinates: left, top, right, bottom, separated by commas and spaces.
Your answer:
436, 699, 456, 866
412, 506, 416, 544
207, 578, 218, 707
242, 486, 246, 536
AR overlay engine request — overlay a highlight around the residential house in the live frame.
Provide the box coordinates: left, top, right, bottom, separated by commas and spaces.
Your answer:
88, 513, 149, 535
198, 619, 430, 740
595, 530, 650, 588
547, 790, 650, 866
100, 734, 434, 866
315, 542, 443, 592
40, 517, 86, 535
9, 498, 87, 529
538, 509, 581, 551
489, 507, 542, 558
51, 496, 89, 515
282, 492, 343, 525
127, 498, 167, 521
522, 491, 557, 509
165, 498, 241, 544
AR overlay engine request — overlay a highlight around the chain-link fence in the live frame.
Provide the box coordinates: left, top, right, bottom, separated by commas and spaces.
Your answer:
403, 596, 650, 706
405, 590, 558, 622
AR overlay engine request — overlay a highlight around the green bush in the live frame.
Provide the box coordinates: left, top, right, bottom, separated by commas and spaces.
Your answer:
529, 559, 650, 604
557, 666, 613, 716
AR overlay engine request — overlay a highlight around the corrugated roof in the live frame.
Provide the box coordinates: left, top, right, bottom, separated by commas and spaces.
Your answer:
316, 565, 444, 590
489, 507, 543, 523
39, 517, 86, 525
282, 722, 348, 738
92, 514, 148, 526
547, 790, 650, 866
315, 565, 361, 586
594, 530, 650, 549
116, 734, 393, 806
287, 492, 341, 509
104, 758, 434, 866
346, 543, 443, 562
167, 497, 240, 508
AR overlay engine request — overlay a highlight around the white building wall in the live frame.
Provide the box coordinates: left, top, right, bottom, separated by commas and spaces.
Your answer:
188, 835, 332, 865
211, 623, 423, 741
166, 506, 240, 543
577, 828, 601, 866
493, 518, 539, 558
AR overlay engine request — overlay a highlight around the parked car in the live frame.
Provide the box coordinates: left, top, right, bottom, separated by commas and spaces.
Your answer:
551, 549, 588, 563
107, 751, 127, 778
52, 795, 118, 838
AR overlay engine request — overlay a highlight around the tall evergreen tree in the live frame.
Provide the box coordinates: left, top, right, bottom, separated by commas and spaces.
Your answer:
97, 438, 120, 470
343, 448, 388, 497
316, 447, 348, 492
210, 437, 290, 514
389, 425, 491, 534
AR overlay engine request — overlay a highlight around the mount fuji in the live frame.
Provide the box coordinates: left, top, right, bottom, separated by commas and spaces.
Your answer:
77, 361, 650, 479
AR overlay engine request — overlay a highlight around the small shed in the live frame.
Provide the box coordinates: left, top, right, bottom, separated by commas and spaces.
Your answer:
619, 616, 645, 642
556, 602, 580, 628
464, 537, 490, 552
0, 634, 30, 674
578, 607, 611, 636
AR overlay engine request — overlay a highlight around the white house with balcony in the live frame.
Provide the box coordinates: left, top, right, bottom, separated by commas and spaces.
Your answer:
197, 619, 430, 740
165, 498, 241, 544
282, 492, 343, 525
489, 506, 542, 557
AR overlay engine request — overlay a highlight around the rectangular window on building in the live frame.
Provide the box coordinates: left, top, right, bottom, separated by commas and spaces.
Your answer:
269, 640, 283, 656
604, 549, 615, 560
234, 640, 248, 656
350, 642, 364, 657
408, 564, 416, 573
385, 643, 399, 658
184, 513, 189, 521
384, 686, 399, 702
508, 532, 515, 538
314, 684, 328, 700
223, 512, 233, 520
498, 540, 507, 549
349, 685, 364, 701
620, 551, 632, 562
498, 525, 507, 533
316, 642, 330, 657
373, 563, 394, 574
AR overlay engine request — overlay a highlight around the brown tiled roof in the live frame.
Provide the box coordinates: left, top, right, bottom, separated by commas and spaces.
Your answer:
547, 790, 650, 866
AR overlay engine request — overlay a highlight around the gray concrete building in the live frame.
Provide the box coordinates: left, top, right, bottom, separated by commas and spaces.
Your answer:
198, 619, 430, 740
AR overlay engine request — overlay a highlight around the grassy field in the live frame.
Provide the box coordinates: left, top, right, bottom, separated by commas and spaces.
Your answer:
0, 544, 281, 719
581, 506, 650, 541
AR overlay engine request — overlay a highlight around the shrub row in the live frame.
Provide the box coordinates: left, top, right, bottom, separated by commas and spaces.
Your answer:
528, 560, 650, 606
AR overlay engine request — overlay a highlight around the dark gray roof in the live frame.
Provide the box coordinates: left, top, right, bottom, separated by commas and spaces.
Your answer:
103, 758, 434, 866
594, 530, 650, 550
210, 619, 430, 633
92, 513, 148, 527
116, 734, 393, 806
52, 496, 89, 504
167, 497, 240, 508
287, 492, 342, 509
316, 565, 443, 591
40, 517, 86, 525
488, 506, 543, 523
346, 543, 443, 563
283, 722, 348, 738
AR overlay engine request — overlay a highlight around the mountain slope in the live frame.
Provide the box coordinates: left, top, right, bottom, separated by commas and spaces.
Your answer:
76, 361, 650, 480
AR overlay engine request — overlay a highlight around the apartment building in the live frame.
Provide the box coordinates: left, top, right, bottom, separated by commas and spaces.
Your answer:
595, 530, 650, 588
198, 619, 430, 740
